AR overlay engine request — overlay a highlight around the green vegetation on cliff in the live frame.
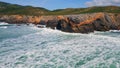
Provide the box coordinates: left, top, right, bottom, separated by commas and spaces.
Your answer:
0, 2, 49, 15
0, 1, 120, 15
51, 6, 120, 15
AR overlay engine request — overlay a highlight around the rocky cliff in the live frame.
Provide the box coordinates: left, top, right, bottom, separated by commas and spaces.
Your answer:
0, 15, 42, 24
0, 13, 120, 33
55, 13, 120, 33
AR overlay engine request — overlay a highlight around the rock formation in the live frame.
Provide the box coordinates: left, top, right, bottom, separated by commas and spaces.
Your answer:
0, 12, 120, 33
0, 15, 42, 24
55, 13, 120, 33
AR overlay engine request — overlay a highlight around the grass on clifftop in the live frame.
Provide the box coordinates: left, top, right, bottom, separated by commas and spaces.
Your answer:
0, 1, 120, 15
0, 2, 49, 15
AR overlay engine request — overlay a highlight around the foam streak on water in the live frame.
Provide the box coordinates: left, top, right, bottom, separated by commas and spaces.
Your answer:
0, 25, 120, 68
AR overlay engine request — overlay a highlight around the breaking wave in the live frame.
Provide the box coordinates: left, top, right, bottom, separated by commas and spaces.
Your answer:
0, 25, 120, 68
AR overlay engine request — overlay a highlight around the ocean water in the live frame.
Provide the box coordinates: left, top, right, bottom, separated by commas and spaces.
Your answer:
0, 23, 120, 68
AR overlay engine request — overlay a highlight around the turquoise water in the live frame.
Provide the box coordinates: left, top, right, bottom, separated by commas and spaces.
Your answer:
0, 23, 120, 68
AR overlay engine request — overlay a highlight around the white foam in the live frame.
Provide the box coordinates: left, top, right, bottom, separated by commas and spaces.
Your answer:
0, 26, 7, 29
0, 22, 8, 25
109, 30, 120, 33
0, 28, 120, 68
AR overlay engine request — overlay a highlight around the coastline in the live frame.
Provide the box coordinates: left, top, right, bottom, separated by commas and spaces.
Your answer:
0, 12, 120, 33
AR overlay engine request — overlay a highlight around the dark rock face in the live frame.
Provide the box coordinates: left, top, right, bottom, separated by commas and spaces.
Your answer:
39, 20, 46, 25
0, 13, 120, 33
56, 20, 62, 30
56, 19, 74, 32
46, 20, 58, 29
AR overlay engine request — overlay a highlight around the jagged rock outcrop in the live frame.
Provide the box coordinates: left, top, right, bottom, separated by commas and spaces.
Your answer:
55, 13, 120, 33
0, 13, 120, 33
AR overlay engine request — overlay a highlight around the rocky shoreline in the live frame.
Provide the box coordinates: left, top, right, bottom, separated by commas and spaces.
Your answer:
0, 12, 120, 33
